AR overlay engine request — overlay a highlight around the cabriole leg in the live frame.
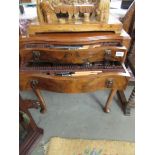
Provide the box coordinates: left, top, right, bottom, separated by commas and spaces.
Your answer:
30, 80, 47, 113
103, 89, 117, 113
33, 88, 47, 113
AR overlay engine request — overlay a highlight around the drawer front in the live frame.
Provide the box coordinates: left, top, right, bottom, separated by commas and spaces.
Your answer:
20, 72, 130, 93
20, 46, 127, 65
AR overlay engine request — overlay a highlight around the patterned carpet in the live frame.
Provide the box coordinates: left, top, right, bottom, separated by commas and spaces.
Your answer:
45, 137, 135, 155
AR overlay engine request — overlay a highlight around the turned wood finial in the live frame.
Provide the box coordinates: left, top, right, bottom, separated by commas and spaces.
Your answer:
36, 0, 44, 23
97, 0, 110, 22
84, 13, 90, 22
40, 0, 58, 23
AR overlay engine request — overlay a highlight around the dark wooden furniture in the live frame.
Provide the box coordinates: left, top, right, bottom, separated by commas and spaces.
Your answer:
19, 95, 43, 155
20, 30, 131, 114
117, 1, 135, 115
121, 1, 135, 37
20, 31, 130, 66
19, 1, 131, 114
20, 62, 130, 113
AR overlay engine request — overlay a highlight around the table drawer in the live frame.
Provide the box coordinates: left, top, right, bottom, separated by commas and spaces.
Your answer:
20, 71, 130, 93
20, 46, 127, 65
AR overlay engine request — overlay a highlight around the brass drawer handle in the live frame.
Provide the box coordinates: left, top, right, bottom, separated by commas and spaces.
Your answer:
30, 80, 39, 88
32, 51, 40, 61
105, 79, 114, 88
104, 49, 112, 60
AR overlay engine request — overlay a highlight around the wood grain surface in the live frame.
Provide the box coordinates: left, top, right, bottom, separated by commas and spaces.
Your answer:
20, 69, 130, 93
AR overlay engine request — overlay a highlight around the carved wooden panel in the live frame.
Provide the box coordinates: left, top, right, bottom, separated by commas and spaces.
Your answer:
36, 0, 110, 26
